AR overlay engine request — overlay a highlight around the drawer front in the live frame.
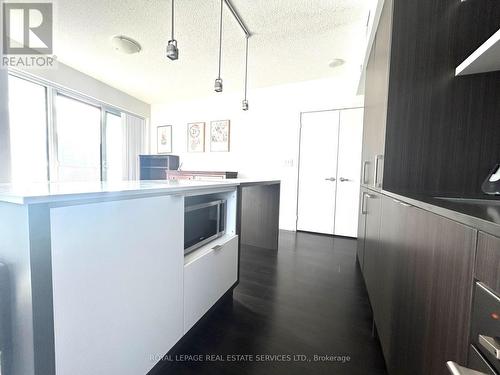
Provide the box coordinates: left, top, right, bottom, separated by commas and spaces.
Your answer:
471, 282, 500, 373
469, 345, 497, 375
476, 232, 500, 296
183, 235, 238, 333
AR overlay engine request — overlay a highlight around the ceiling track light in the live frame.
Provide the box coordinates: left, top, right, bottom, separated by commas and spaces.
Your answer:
167, 0, 179, 60
214, 0, 224, 92
242, 36, 249, 111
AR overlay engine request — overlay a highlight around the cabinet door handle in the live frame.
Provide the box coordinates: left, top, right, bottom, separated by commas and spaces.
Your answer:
479, 335, 500, 360
339, 177, 351, 182
362, 161, 369, 184
362, 193, 375, 215
361, 192, 368, 215
446, 361, 487, 375
374, 154, 383, 188
325, 177, 336, 182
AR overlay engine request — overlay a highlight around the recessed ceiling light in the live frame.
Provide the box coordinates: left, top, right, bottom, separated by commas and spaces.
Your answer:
329, 58, 345, 68
111, 35, 142, 54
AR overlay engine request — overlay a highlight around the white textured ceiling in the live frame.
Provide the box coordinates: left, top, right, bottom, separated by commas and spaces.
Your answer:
52, 0, 372, 104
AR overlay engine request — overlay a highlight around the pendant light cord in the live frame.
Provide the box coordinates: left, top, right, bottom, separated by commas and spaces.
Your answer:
244, 36, 249, 100
171, 0, 175, 40
217, 0, 223, 79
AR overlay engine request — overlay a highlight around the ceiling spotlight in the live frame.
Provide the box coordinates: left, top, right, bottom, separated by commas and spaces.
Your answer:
329, 58, 345, 68
215, 78, 223, 92
214, 0, 224, 92
167, 0, 179, 60
111, 35, 142, 54
242, 36, 249, 111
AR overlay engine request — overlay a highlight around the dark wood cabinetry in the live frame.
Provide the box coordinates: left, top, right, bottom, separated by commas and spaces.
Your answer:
381, 0, 500, 196
475, 232, 500, 296
359, 193, 477, 375
361, 191, 382, 301
356, 189, 368, 269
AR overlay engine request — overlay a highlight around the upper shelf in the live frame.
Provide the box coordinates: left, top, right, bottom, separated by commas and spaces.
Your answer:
456, 28, 500, 76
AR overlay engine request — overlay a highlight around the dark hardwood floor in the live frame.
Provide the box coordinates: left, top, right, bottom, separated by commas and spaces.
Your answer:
153, 231, 388, 375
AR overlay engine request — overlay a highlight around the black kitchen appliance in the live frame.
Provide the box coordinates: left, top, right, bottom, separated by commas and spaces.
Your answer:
184, 198, 226, 255
139, 155, 180, 180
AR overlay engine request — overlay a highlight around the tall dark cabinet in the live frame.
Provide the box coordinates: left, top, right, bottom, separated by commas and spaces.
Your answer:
379, 0, 500, 197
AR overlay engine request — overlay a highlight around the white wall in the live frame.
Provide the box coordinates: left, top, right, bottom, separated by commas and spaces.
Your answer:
151, 77, 363, 230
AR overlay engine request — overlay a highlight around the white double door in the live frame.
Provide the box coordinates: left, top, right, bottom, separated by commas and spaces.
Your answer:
297, 108, 363, 237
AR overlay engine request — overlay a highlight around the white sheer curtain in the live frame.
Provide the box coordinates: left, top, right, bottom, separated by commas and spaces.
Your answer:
122, 113, 147, 180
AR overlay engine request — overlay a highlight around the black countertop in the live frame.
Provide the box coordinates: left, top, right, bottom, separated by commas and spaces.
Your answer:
365, 187, 500, 237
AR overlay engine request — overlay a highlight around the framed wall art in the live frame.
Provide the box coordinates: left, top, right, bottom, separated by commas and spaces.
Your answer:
187, 122, 205, 153
210, 120, 230, 152
157, 125, 172, 153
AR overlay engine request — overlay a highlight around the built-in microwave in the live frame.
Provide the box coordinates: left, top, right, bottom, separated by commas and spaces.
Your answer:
184, 199, 226, 255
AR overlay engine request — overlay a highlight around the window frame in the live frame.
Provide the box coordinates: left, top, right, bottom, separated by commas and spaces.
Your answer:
7, 69, 144, 182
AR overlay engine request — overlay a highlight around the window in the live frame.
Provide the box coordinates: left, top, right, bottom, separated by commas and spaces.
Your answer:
8, 75, 49, 183
6, 72, 146, 183
104, 112, 123, 182
54, 95, 101, 182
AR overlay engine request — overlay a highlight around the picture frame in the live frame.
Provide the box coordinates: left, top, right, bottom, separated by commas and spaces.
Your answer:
187, 122, 205, 153
210, 120, 230, 152
157, 125, 172, 153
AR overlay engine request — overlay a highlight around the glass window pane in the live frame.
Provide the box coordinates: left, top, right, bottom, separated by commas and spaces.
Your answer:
55, 95, 101, 182
105, 112, 123, 182
8, 75, 48, 183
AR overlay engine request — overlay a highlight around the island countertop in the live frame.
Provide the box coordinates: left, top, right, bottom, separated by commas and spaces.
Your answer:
0, 178, 280, 205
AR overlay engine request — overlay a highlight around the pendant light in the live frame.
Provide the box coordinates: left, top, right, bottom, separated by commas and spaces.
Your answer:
242, 36, 249, 110
214, 0, 224, 92
166, 0, 179, 60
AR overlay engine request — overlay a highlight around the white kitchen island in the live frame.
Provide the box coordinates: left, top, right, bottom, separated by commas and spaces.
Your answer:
0, 179, 278, 375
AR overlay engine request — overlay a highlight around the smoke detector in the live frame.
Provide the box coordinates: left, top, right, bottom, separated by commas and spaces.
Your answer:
111, 35, 142, 54
329, 58, 345, 68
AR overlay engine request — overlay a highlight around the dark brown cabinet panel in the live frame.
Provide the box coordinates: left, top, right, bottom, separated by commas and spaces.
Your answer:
356, 189, 368, 269
403, 207, 476, 375
361, 191, 382, 301
361, 195, 477, 375
382, 0, 500, 196
376, 196, 410, 370
475, 232, 500, 295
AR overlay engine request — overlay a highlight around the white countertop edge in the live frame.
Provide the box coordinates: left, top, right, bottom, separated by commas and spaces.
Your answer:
0, 179, 281, 205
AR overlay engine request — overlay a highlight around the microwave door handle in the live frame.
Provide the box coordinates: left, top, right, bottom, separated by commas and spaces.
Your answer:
217, 203, 221, 233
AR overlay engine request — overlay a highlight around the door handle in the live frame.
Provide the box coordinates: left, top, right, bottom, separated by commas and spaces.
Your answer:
446, 361, 488, 375
339, 177, 351, 182
325, 177, 336, 181
362, 161, 369, 184
479, 335, 500, 359
374, 154, 383, 188
212, 245, 223, 251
